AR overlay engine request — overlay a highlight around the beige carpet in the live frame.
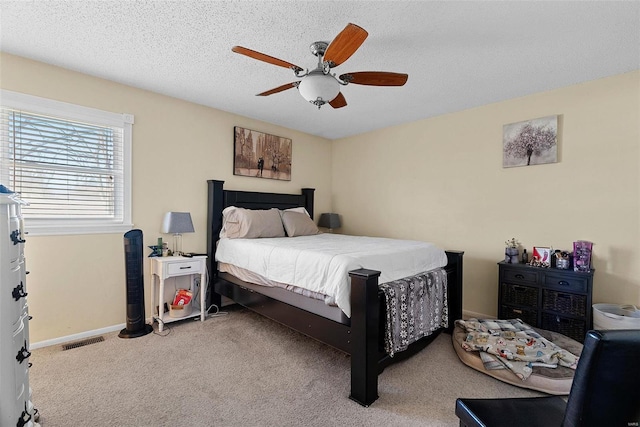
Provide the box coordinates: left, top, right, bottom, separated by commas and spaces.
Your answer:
30, 306, 542, 426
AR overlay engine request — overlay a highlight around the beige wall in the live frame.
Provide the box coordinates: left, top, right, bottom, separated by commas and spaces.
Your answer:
332, 70, 640, 317
0, 53, 332, 343
2, 52, 638, 342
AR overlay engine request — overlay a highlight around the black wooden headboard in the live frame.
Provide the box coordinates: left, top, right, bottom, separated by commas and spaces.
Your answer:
206, 179, 315, 290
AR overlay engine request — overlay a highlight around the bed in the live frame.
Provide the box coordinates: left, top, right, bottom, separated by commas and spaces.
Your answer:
206, 180, 464, 406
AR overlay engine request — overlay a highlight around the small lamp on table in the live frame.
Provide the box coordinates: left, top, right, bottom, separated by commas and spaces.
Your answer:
318, 212, 341, 233
161, 212, 194, 256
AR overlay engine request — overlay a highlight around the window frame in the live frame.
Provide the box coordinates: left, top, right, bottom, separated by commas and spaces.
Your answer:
0, 89, 134, 236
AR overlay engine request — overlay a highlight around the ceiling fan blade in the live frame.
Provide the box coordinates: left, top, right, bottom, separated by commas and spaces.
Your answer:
232, 46, 303, 72
323, 23, 368, 68
329, 92, 347, 109
339, 71, 408, 86
256, 82, 299, 96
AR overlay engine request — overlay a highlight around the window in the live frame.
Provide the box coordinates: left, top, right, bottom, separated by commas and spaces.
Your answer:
0, 90, 133, 235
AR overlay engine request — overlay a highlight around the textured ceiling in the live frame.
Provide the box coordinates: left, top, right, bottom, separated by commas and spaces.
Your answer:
1, 1, 639, 140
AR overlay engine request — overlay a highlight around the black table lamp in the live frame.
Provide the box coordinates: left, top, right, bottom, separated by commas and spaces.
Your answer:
318, 213, 341, 232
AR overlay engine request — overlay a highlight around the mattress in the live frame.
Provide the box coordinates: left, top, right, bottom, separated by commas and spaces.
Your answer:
218, 261, 333, 303
215, 233, 447, 317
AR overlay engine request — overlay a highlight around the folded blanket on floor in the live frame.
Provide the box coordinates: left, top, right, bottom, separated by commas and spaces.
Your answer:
455, 318, 579, 380
380, 268, 448, 357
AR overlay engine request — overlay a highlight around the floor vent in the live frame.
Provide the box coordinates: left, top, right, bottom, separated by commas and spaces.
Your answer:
61, 336, 105, 351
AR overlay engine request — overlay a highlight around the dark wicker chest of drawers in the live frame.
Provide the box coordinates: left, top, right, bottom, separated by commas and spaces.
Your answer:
498, 261, 594, 343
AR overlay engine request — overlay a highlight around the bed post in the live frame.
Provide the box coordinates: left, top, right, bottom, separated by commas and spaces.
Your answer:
444, 250, 464, 333
348, 268, 381, 407
301, 188, 314, 219
207, 179, 225, 309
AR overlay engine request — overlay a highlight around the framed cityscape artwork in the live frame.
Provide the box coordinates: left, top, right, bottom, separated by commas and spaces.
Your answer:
233, 126, 292, 181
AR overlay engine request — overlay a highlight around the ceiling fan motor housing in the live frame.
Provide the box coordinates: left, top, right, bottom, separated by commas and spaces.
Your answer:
309, 41, 328, 57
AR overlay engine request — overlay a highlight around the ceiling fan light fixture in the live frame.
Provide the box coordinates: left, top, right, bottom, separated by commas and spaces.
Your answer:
298, 72, 340, 108
232, 23, 406, 110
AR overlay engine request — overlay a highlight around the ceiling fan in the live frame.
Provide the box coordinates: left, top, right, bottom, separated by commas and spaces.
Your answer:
232, 23, 408, 109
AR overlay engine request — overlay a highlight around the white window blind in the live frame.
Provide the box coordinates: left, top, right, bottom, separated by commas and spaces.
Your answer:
0, 90, 133, 235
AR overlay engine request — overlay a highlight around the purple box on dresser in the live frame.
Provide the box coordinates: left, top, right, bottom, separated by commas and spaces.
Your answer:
573, 241, 592, 272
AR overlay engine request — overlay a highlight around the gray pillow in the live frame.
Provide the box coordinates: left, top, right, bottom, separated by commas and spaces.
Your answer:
281, 211, 319, 237
220, 207, 285, 238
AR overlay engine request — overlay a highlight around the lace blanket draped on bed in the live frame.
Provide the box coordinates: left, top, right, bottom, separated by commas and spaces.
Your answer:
380, 269, 448, 357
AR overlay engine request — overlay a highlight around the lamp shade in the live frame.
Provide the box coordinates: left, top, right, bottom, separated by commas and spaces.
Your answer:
161, 212, 194, 234
298, 72, 340, 105
318, 213, 341, 229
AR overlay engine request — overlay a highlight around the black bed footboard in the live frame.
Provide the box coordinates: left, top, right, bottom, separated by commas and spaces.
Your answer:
348, 250, 464, 406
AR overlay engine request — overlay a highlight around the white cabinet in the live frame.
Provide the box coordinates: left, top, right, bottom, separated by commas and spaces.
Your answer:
0, 191, 39, 426
150, 256, 207, 332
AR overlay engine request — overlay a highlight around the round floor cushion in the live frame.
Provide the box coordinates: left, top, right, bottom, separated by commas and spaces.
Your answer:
452, 324, 583, 395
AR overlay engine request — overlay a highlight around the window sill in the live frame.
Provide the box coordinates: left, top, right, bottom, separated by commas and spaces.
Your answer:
25, 223, 135, 236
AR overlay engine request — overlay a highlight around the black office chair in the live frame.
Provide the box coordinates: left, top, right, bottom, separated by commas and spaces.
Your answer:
455, 329, 640, 427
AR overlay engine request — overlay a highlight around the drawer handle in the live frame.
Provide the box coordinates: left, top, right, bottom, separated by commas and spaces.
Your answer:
10, 229, 26, 245
513, 309, 523, 314
19, 402, 32, 425
515, 274, 525, 279
179, 266, 192, 270
16, 341, 31, 364
555, 316, 570, 323
558, 280, 570, 286
12, 281, 27, 301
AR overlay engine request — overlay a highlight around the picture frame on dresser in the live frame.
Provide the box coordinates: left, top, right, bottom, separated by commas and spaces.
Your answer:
532, 246, 551, 264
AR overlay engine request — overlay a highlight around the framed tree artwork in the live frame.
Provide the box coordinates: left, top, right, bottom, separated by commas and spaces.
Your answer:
233, 126, 292, 181
503, 115, 558, 168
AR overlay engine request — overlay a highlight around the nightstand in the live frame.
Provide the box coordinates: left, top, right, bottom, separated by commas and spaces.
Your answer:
150, 255, 207, 332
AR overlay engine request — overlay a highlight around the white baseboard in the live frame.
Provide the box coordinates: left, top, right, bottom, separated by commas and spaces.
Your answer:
31, 323, 127, 350
462, 309, 494, 320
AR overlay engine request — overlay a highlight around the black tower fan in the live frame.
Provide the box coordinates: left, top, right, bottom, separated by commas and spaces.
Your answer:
119, 229, 153, 338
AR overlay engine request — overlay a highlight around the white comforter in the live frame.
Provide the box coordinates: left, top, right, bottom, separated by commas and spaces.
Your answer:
215, 233, 447, 317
